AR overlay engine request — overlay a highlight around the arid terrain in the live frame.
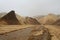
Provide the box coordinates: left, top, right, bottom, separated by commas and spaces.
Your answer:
0, 11, 60, 40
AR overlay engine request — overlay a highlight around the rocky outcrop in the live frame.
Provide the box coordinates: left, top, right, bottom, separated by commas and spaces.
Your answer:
24, 17, 40, 25
0, 10, 20, 25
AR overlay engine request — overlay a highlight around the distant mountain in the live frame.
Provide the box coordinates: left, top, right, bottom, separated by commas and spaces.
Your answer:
34, 15, 45, 21
35, 14, 59, 25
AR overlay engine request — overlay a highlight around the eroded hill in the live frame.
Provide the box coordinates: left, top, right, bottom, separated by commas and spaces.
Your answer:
35, 14, 60, 25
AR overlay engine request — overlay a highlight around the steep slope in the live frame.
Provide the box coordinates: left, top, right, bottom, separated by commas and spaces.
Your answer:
16, 14, 26, 25
0, 11, 20, 25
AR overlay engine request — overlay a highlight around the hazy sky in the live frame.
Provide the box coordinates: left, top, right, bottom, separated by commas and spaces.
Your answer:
0, 0, 60, 17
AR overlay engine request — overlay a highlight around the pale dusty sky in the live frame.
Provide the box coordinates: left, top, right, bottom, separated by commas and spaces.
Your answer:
0, 0, 60, 17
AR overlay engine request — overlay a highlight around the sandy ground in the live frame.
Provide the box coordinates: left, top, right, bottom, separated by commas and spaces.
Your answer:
0, 25, 60, 40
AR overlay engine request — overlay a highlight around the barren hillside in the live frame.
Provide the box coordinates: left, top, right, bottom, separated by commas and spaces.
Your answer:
0, 11, 60, 40
35, 14, 59, 25
0, 11, 40, 25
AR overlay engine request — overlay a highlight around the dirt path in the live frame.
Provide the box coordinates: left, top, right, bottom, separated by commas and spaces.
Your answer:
28, 25, 51, 40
